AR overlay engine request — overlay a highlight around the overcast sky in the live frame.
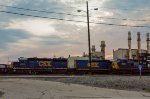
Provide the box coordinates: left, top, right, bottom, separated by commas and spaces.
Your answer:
0, 0, 150, 63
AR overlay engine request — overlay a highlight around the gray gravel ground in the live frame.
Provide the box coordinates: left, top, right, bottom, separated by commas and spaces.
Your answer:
30, 75, 150, 92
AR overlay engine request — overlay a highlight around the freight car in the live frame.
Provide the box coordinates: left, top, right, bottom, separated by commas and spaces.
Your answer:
138, 53, 150, 74
112, 59, 150, 74
0, 64, 7, 73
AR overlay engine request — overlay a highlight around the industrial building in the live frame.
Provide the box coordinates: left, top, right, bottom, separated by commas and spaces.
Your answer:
113, 31, 150, 60
83, 41, 106, 59
113, 48, 147, 60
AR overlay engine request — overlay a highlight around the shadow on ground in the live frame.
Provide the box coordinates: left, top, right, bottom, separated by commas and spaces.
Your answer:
0, 91, 4, 97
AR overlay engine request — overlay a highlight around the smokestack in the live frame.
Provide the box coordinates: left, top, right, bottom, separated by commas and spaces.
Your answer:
137, 32, 141, 54
128, 31, 132, 59
147, 33, 150, 53
100, 41, 106, 59
92, 45, 96, 52
83, 52, 86, 57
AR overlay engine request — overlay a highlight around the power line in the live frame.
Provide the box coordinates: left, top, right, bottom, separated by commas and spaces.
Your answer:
0, 4, 85, 17
0, 10, 150, 28
97, 16, 150, 22
63, 5, 150, 12
100, 6, 150, 12
84, 5, 150, 12
0, 10, 87, 23
0, 4, 150, 22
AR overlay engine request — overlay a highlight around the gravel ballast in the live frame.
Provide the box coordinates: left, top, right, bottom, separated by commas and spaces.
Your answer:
32, 75, 150, 92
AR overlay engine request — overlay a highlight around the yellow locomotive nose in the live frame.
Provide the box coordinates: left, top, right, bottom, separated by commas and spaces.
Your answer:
112, 61, 119, 70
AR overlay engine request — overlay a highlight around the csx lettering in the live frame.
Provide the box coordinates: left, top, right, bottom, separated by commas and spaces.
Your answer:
39, 61, 52, 66
88, 62, 99, 67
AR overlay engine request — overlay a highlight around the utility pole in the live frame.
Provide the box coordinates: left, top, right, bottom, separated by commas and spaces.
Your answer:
86, 1, 92, 73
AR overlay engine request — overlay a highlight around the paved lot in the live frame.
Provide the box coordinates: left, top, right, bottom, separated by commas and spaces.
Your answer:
0, 78, 150, 99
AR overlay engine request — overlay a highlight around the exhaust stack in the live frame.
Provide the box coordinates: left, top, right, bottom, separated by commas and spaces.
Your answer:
128, 31, 132, 59
137, 32, 141, 61
137, 32, 141, 55
147, 33, 150, 53
92, 45, 96, 52
100, 41, 106, 59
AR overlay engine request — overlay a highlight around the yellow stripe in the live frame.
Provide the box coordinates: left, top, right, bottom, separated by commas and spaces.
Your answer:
14, 68, 68, 70
14, 68, 52, 70
77, 69, 89, 70
119, 68, 136, 70
77, 69, 110, 70
52, 68, 67, 70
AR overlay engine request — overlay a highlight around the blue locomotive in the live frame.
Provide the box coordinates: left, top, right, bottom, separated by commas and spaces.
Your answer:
9, 57, 150, 74
11, 57, 112, 74
12, 57, 67, 74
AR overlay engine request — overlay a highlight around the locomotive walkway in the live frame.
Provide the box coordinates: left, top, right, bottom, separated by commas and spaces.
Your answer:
0, 78, 150, 99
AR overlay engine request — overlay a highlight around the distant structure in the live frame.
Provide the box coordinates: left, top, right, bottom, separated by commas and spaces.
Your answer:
113, 31, 148, 60
100, 41, 106, 59
83, 41, 106, 59
113, 48, 147, 60
147, 33, 150, 53
137, 32, 141, 60
92, 45, 96, 52
128, 31, 132, 59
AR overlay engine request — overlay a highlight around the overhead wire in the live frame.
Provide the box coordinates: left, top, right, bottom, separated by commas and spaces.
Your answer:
0, 10, 87, 23
0, 5, 85, 17
99, 6, 150, 12
55, 4, 150, 12
0, 4, 150, 22
83, 5, 150, 12
97, 16, 150, 22
0, 10, 150, 28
